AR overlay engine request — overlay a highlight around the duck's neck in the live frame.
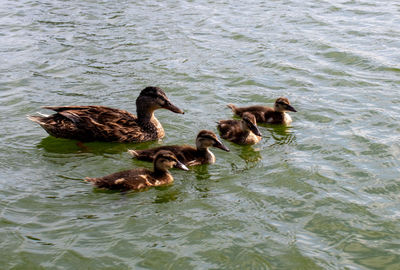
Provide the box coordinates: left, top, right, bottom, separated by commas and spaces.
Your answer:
152, 166, 170, 178
273, 110, 291, 124
197, 146, 215, 164
242, 130, 252, 143
283, 112, 292, 124
137, 106, 163, 135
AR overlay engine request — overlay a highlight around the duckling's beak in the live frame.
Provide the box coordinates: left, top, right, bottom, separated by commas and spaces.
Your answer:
213, 139, 230, 152
286, 104, 297, 112
163, 100, 184, 114
174, 160, 189, 171
248, 122, 262, 137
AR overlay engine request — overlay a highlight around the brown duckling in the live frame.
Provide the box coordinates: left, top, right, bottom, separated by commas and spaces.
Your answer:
217, 112, 262, 145
227, 97, 296, 125
85, 150, 188, 191
28, 86, 184, 142
128, 130, 230, 166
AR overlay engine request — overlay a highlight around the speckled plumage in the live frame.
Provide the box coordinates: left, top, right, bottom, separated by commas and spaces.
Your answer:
28, 87, 184, 142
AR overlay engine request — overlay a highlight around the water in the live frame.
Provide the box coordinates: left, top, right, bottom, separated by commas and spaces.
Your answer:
1, 0, 400, 269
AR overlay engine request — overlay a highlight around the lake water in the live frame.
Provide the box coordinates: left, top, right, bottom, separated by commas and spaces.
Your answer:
1, 0, 400, 269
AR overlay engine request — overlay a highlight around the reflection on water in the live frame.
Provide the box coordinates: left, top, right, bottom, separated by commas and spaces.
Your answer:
154, 188, 181, 204
37, 136, 160, 155
193, 165, 210, 181
229, 145, 262, 173
238, 145, 262, 163
37, 136, 82, 153
264, 125, 296, 146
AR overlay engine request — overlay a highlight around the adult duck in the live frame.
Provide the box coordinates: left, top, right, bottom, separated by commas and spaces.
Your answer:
28, 86, 184, 142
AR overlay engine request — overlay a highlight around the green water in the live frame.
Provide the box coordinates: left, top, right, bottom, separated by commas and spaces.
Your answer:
1, 0, 400, 269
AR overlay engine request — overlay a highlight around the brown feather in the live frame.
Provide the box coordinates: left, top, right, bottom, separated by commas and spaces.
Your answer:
131, 145, 208, 166
85, 150, 187, 191
217, 115, 261, 145
128, 130, 228, 166
228, 97, 296, 125
28, 87, 183, 142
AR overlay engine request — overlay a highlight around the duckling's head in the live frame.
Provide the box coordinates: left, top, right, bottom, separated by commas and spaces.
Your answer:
196, 130, 230, 152
137, 86, 184, 114
154, 150, 189, 172
274, 97, 297, 113
241, 112, 262, 136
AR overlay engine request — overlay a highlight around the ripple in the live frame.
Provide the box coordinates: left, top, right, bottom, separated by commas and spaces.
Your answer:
1, 0, 400, 268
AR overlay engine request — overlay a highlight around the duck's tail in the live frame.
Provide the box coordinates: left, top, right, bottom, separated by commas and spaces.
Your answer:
27, 115, 46, 124
84, 177, 97, 184
227, 104, 237, 113
127, 149, 139, 158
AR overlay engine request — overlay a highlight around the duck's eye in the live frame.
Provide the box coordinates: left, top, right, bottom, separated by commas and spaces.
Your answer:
157, 97, 166, 105
244, 118, 252, 125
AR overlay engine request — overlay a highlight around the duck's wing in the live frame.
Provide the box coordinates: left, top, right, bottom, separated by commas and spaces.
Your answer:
42, 105, 136, 124
217, 120, 239, 140
229, 105, 273, 123
85, 168, 153, 190
129, 145, 197, 165
31, 106, 152, 142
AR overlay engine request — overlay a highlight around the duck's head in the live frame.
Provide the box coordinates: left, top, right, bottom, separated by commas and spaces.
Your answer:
137, 86, 184, 114
241, 112, 262, 136
196, 130, 230, 152
274, 97, 297, 113
154, 150, 189, 172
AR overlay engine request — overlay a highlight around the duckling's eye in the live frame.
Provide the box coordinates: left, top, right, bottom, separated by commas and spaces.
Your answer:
276, 101, 286, 106
164, 157, 176, 162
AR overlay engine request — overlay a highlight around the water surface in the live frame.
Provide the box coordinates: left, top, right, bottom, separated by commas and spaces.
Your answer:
1, 0, 400, 269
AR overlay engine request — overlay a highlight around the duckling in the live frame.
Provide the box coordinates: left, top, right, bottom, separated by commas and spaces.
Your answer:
28, 86, 184, 142
85, 150, 188, 191
227, 97, 296, 125
128, 130, 230, 166
217, 112, 262, 145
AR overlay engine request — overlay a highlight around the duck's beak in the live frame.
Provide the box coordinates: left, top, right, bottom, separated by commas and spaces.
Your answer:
174, 160, 189, 171
286, 104, 297, 112
248, 122, 262, 137
163, 100, 184, 114
213, 139, 230, 152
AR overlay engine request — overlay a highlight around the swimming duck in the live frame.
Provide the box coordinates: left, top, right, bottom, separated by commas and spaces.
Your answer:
227, 97, 296, 125
217, 112, 262, 145
128, 130, 230, 166
85, 150, 188, 191
28, 86, 184, 142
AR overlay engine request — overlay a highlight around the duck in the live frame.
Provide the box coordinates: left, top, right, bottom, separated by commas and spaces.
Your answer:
27, 86, 184, 142
227, 97, 297, 125
217, 112, 262, 145
128, 130, 230, 166
85, 150, 188, 191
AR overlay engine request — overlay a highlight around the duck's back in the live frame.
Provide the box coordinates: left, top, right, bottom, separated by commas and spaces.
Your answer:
217, 120, 246, 143
85, 168, 172, 190
131, 145, 207, 165
232, 105, 274, 123
29, 106, 156, 142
